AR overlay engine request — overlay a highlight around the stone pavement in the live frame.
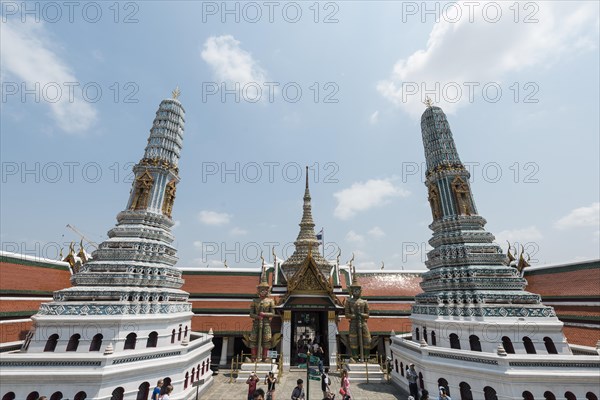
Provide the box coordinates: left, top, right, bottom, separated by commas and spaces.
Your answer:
200, 369, 409, 400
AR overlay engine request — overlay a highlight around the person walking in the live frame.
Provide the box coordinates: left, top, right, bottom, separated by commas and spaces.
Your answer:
151, 379, 163, 400
321, 367, 331, 399
291, 378, 305, 400
340, 369, 351, 400
437, 387, 452, 400
406, 363, 419, 399
160, 385, 173, 400
247, 372, 260, 400
265, 371, 277, 400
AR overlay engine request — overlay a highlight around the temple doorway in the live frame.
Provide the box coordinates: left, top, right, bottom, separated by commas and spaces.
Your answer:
290, 310, 329, 366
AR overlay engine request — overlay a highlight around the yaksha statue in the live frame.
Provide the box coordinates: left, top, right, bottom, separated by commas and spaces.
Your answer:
249, 271, 275, 362
345, 271, 371, 361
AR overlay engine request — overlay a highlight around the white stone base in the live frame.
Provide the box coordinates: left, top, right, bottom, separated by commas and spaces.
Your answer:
345, 363, 385, 383
236, 362, 279, 382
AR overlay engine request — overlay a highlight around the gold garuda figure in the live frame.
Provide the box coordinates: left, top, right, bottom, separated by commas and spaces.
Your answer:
244, 263, 278, 362
345, 267, 371, 362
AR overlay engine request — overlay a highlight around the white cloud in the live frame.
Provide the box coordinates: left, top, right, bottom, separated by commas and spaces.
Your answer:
377, 2, 599, 118
198, 210, 232, 226
368, 226, 385, 238
1, 20, 97, 133
201, 35, 270, 100
345, 230, 364, 244
230, 227, 248, 236
494, 226, 543, 247
334, 179, 410, 220
369, 111, 379, 124
555, 202, 600, 230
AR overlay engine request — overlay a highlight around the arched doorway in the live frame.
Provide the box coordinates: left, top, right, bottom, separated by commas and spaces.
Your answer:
44, 334, 59, 352
136, 382, 150, 400
544, 337, 558, 354
544, 392, 557, 400
26, 392, 39, 400
74, 392, 87, 400
484, 387, 498, 400
459, 382, 473, 400
522, 391, 535, 400
111, 388, 124, 400
449, 333, 461, 349
50, 392, 63, 400
2, 393, 15, 400
502, 336, 515, 354
523, 336, 536, 354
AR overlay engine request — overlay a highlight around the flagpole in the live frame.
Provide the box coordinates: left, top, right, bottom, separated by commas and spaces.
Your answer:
322, 228, 325, 258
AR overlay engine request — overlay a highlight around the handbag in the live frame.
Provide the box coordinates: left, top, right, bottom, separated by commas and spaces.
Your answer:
339, 388, 346, 395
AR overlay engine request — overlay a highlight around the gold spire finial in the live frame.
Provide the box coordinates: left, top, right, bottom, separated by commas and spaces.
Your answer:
423, 96, 434, 108
172, 86, 181, 99
305, 166, 309, 189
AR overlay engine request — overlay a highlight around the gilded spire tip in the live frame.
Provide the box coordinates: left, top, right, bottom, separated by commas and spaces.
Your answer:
172, 86, 181, 100
423, 96, 434, 108
305, 166, 309, 190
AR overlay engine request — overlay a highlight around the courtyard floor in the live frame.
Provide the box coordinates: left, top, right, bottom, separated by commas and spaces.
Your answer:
200, 369, 409, 400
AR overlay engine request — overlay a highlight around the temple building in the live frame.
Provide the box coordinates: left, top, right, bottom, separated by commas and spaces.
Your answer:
0, 93, 214, 400
389, 103, 600, 400
0, 97, 599, 399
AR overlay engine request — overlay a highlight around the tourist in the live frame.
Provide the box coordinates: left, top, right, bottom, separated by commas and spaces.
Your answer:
265, 371, 277, 400
421, 389, 430, 400
438, 387, 451, 400
253, 388, 266, 400
247, 372, 260, 400
160, 385, 173, 400
340, 369, 351, 400
291, 378, 305, 400
406, 363, 419, 399
321, 367, 331, 398
37, 397, 47, 400
151, 379, 163, 400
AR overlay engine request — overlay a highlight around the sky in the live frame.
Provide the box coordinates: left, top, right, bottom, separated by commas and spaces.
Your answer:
1, 1, 599, 270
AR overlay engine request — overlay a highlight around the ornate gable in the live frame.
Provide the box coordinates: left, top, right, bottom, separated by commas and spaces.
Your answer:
282, 252, 343, 307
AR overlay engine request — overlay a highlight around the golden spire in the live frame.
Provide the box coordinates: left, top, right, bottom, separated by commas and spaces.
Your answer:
423, 96, 434, 108
172, 86, 181, 99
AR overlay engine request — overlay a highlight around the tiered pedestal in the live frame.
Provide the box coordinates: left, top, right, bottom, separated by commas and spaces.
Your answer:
345, 363, 385, 383
236, 362, 279, 382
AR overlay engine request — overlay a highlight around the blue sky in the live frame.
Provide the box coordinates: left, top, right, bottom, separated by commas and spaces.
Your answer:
1, 1, 599, 270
